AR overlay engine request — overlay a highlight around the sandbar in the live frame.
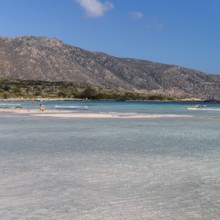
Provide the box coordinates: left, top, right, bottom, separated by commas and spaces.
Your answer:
0, 108, 193, 119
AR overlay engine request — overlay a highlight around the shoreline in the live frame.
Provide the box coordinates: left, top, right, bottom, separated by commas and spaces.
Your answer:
0, 108, 193, 119
0, 97, 213, 102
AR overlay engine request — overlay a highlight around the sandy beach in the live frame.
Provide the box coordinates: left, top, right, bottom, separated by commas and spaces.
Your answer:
0, 108, 193, 118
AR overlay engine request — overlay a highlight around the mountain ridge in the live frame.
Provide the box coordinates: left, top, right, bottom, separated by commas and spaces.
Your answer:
0, 35, 220, 100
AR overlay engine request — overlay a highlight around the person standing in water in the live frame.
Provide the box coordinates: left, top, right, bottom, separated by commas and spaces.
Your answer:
39, 104, 45, 112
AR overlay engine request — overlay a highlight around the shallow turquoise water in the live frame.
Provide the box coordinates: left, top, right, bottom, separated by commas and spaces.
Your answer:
0, 101, 219, 219
2, 100, 220, 115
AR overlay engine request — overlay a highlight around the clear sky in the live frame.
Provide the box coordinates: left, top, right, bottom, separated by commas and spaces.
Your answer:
0, 0, 219, 74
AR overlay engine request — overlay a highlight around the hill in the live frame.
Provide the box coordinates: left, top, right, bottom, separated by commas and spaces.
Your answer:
0, 36, 220, 100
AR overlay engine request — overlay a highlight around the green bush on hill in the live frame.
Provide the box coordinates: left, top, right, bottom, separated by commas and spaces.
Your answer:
0, 78, 176, 101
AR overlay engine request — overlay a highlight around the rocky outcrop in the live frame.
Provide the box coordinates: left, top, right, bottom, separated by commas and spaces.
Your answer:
0, 36, 220, 100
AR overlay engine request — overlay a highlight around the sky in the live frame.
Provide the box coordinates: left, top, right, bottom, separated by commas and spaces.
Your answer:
0, 0, 219, 74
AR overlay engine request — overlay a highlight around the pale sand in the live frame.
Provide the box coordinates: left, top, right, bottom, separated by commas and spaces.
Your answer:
0, 108, 193, 118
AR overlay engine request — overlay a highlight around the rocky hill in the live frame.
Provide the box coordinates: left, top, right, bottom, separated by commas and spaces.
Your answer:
0, 36, 220, 100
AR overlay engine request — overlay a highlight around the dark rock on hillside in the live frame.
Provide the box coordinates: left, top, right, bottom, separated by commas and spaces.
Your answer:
0, 36, 220, 100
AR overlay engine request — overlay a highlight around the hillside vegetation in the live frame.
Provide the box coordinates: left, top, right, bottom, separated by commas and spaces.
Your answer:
0, 78, 175, 101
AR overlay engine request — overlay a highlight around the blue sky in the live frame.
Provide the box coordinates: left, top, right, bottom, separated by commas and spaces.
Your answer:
0, 0, 219, 74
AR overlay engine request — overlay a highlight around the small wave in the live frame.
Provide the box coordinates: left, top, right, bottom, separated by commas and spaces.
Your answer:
0, 103, 21, 106
55, 105, 88, 109
199, 108, 220, 111
187, 108, 220, 111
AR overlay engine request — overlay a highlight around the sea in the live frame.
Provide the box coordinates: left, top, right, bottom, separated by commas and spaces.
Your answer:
0, 101, 219, 220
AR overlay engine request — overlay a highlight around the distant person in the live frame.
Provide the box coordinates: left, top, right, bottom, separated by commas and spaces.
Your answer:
39, 104, 45, 112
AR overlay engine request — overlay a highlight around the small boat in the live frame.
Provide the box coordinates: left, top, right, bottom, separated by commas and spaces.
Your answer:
186, 105, 202, 110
